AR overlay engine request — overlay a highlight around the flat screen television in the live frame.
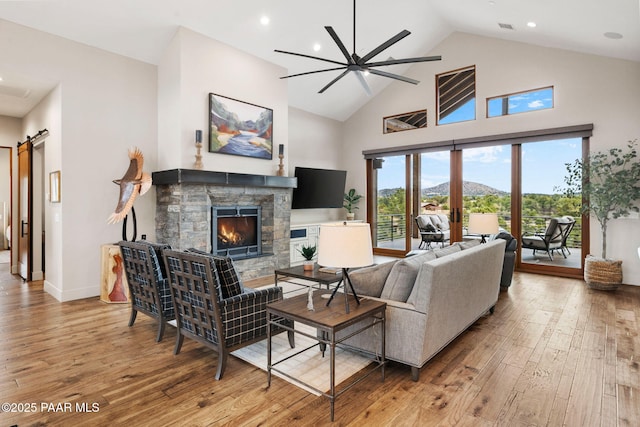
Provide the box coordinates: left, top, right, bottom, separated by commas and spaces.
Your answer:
292, 167, 347, 209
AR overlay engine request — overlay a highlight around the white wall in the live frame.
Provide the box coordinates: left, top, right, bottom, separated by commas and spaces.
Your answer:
343, 32, 640, 285
288, 107, 346, 225
1, 19, 158, 301
158, 27, 288, 176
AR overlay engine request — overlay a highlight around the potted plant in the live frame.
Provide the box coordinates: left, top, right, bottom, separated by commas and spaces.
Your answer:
558, 139, 640, 290
343, 188, 362, 221
298, 244, 317, 271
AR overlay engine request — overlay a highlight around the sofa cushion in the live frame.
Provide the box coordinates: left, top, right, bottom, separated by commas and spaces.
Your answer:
381, 251, 436, 302
433, 244, 462, 258
430, 215, 442, 229
436, 214, 450, 231
349, 261, 396, 298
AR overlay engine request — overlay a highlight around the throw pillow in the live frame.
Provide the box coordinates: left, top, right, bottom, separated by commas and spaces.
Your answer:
349, 261, 396, 298
186, 248, 244, 299
432, 244, 461, 258
458, 239, 481, 250
213, 256, 244, 299
424, 223, 436, 232
381, 251, 436, 302
437, 215, 450, 231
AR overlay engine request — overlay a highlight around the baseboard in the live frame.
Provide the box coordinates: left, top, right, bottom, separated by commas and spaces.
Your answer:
44, 281, 100, 302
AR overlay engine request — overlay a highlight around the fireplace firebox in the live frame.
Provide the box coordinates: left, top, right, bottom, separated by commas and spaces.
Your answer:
212, 206, 262, 259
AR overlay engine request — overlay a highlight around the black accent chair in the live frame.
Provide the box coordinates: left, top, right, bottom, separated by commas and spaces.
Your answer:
162, 249, 294, 380
521, 217, 576, 261
118, 240, 175, 342
491, 232, 517, 290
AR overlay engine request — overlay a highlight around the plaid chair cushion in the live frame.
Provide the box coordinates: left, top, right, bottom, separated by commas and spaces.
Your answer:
186, 248, 244, 299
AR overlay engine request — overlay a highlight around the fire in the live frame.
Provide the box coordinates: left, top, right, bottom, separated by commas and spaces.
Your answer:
218, 224, 245, 246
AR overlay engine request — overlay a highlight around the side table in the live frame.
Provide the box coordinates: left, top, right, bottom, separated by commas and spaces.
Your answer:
266, 292, 386, 421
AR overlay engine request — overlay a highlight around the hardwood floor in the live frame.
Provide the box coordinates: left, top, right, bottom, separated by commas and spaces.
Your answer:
1, 265, 639, 426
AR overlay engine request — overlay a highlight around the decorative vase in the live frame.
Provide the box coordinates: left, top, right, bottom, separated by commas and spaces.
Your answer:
346, 212, 355, 221
303, 260, 315, 271
584, 255, 622, 291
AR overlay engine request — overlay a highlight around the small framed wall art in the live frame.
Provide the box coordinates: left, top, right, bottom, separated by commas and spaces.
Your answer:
383, 109, 427, 134
208, 93, 274, 160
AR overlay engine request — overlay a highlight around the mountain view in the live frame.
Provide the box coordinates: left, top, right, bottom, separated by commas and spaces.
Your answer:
379, 181, 507, 197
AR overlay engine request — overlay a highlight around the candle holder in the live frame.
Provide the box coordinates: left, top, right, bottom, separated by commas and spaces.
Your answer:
194, 130, 203, 170
276, 144, 285, 176
277, 153, 285, 176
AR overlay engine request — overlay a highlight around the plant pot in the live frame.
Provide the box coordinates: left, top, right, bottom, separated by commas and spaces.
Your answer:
303, 260, 315, 271
346, 212, 355, 221
584, 255, 622, 291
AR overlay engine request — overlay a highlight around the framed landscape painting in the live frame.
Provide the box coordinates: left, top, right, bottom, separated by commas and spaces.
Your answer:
209, 93, 274, 160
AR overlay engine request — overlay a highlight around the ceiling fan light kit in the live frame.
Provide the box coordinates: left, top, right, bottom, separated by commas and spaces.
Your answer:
275, 0, 441, 94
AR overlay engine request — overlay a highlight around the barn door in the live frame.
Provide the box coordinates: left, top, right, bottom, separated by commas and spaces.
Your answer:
17, 141, 31, 281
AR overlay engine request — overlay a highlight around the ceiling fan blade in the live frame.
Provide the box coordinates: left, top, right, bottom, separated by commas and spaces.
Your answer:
354, 71, 372, 96
325, 26, 355, 64
279, 66, 348, 79
366, 55, 442, 67
319, 69, 350, 94
274, 49, 347, 67
358, 30, 411, 64
368, 69, 420, 85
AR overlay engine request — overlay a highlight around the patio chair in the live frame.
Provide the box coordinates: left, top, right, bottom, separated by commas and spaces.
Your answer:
415, 214, 450, 249
554, 215, 576, 257
521, 216, 575, 261
118, 240, 175, 342
162, 249, 294, 380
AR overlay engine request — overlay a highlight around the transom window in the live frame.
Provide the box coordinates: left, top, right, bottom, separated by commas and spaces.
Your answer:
436, 65, 476, 125
487, 86, 554, 117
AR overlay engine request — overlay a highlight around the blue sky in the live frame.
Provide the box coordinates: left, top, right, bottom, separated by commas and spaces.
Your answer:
378, 138, 581, 194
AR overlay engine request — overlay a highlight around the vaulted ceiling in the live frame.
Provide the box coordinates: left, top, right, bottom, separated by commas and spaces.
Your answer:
0, 0, 638, 120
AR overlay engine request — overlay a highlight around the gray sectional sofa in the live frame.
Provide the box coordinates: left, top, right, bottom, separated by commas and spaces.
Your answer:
342, 239, 506, 380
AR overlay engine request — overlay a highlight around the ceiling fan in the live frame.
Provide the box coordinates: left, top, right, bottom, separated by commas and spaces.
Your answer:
275, 0, 441, 95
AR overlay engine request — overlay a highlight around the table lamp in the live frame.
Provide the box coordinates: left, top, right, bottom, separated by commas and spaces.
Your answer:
468, 213, 499, 243
318, 222, 373, 313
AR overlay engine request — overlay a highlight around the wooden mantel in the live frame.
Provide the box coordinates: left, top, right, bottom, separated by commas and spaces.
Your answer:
152, 168, 297, 189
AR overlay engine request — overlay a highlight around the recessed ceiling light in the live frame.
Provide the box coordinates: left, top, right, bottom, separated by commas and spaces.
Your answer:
260, 15, 270, 26
527, 22, 537, 28
604, 32, 623, 40
313, 43, 321, 52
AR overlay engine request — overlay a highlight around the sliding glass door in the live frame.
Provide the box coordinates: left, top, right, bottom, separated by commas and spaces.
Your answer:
366, 127, 590, 279
370, 155, 409, 254
461, 146, 512, 237
519, 138, 584, 274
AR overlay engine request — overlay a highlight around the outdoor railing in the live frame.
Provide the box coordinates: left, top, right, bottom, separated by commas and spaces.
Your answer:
375, 212, 582, 249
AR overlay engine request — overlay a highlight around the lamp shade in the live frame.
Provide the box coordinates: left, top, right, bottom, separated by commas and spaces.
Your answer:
468, 213, 499, 235
318, 222, 373, 269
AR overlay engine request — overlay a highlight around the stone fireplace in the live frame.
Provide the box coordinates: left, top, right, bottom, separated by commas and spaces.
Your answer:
153, 169, 296, 280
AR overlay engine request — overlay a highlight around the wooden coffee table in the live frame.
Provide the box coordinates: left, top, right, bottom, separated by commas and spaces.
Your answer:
266, 291, 386, 421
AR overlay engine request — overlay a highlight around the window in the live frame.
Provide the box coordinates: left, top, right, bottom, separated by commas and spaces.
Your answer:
487, 86, 554, 117
383, 110, 427, 134
436, 66, 476, 125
